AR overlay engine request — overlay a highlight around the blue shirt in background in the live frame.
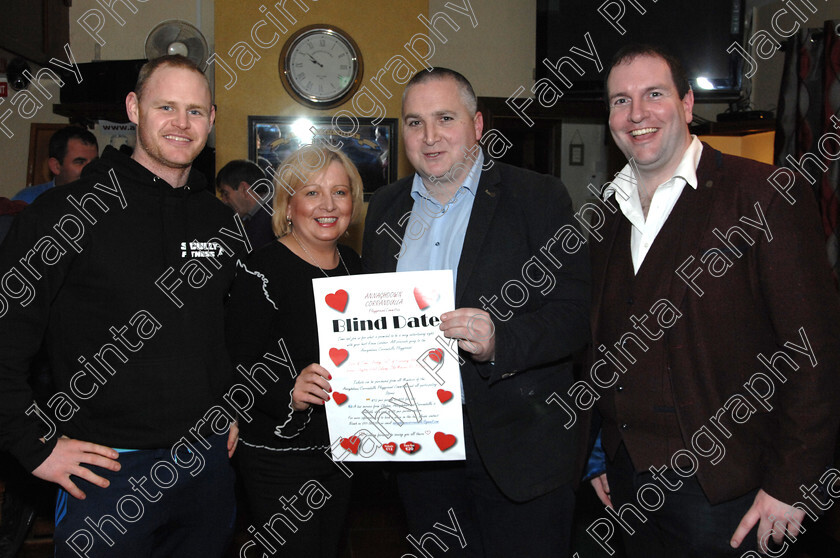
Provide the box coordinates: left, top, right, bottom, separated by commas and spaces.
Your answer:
12, 180, 55, 204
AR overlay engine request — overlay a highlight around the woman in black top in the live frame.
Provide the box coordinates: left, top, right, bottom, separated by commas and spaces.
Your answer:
226, 145, 364, 557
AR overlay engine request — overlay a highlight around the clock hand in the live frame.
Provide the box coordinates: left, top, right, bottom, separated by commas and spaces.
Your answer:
307, 54, 324, 68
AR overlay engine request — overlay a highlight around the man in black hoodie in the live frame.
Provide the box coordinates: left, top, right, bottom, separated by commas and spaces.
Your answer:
0, 56, 248, 557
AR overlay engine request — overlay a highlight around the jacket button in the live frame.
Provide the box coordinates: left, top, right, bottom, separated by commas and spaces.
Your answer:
621, 423, 630, 430
616, 385, 624, 392
627, 296, 634, 305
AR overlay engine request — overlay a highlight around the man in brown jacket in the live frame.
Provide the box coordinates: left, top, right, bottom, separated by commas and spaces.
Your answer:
587, 43, 840, 557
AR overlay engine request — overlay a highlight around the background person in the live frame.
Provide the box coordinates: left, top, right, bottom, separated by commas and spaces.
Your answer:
1, 127, 96, 556
0, 55, 242, 557
362, 67, 590, 557
0, 192, 53, 557
226, 145, 364, 557
216, 159, 276, 250
588, 43, 840, 557
0, 129, 96, 556
12, 126, 98, 204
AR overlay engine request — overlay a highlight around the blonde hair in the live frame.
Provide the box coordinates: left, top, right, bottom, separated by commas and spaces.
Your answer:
271, 144, 364, 237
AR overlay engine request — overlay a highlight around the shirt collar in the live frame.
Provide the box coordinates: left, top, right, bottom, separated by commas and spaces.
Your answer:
673, 135, 702, 189
603, 135, 703, 202
411, 150, 484, 206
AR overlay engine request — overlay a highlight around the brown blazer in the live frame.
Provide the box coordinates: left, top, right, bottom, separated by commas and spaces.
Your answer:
591, 144, 840, 505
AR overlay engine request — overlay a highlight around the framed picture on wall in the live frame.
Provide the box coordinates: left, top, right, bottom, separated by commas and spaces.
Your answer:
248, 116, 398, 197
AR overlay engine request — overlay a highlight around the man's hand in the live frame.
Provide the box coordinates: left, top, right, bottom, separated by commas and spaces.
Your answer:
730, 489, 805, 552
439, 308, 496, 362
31, 436, 120, 500
591, 473, 613, 508
227, 421, 239, 458
292, 363, 332, 411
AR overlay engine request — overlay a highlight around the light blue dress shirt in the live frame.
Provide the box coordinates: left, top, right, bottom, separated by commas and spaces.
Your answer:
397, 152, 484, 403
396, 151, 484, 290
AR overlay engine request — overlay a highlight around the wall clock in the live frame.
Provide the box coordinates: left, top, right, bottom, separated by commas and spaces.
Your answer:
279, 24, 363, 109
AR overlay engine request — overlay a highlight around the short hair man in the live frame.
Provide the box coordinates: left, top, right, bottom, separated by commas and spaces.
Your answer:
0, 55, 248, 557
12, 126, 98, 203
362, 68, 590, 556
216, 160, 275, 249
588, 44, 840, 556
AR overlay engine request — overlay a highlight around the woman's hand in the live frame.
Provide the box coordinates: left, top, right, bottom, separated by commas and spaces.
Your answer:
292, 363, 333, 411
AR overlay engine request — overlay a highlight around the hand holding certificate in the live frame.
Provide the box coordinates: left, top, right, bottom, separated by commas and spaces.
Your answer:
312, 270, 465, 463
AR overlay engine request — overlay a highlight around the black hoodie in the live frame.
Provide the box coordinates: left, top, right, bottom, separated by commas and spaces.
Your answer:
0, 147, 248, 472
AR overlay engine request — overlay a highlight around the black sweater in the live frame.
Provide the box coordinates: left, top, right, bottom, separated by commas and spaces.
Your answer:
226, 241, 360, 451
0, 147, 247, 471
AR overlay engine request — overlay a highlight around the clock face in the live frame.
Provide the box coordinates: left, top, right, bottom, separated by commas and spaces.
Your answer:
281, 26, 362, 108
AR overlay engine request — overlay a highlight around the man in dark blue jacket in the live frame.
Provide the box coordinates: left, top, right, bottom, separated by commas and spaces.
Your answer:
363, 68, 590, 557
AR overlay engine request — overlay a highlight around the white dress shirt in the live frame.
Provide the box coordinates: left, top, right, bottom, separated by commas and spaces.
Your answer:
604, 136, 703, 273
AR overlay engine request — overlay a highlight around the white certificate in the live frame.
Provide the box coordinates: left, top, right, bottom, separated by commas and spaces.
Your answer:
313, 270, 465, 462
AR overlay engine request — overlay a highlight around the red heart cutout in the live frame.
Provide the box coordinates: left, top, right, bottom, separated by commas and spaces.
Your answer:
333, 392, 348, 405
399, 441, 420, 454
434, 432, 456, 451
413, 288, 429, 310
325, 289, 349, 312
329, 348, 349, 366
437, 389, 453, 404
429, 349, 443, 363
413, 287, 439, 310
382, 442, 396, 454
340, 436, 360, 454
